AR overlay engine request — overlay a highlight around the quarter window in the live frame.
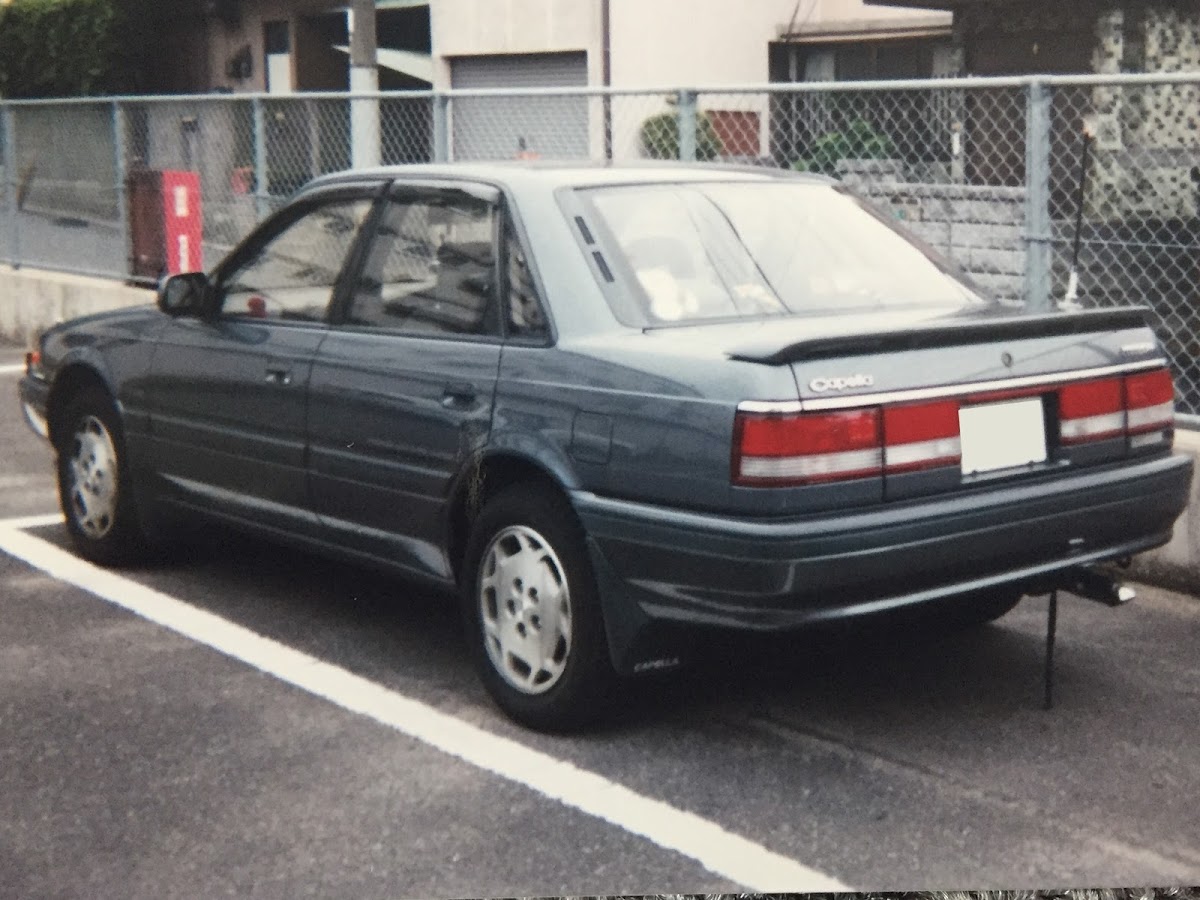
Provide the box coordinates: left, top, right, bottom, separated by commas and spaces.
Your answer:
221, 198, 373, 322
504, 221, 548, 341
349, 191, 498, 336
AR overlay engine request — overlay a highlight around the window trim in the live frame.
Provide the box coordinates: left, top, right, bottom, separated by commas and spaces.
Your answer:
330, 181, 508, 341
497, 196, 553, 347
209, 182, 387, 325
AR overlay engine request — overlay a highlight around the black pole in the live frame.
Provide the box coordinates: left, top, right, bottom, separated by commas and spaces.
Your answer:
1043, 590, 1058, 710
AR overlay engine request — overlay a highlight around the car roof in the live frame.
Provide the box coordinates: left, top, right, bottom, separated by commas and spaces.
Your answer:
304, 160, 834, 193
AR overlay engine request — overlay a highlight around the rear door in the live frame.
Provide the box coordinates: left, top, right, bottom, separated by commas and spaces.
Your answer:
307, 181, 504, 577
147, 186, 378, 534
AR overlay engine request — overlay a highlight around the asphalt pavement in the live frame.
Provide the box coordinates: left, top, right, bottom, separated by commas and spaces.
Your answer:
3, 340, 1199, 897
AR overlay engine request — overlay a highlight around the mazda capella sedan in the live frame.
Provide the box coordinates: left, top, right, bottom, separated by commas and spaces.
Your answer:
18, 163, 1192, 730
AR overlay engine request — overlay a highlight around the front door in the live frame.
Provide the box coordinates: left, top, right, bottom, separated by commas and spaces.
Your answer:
147, 188, 377, 534
308, 182, 503, 577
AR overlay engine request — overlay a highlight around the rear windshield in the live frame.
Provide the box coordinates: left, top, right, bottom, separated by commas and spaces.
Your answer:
579, 181, 988, 325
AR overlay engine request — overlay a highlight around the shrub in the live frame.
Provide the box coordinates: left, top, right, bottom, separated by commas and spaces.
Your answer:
0, 0, 160, 98
640, 107, 722, 161
793, 119, 895, 176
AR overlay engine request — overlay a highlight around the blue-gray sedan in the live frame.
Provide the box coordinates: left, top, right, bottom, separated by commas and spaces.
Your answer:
18, 163, 1192, 730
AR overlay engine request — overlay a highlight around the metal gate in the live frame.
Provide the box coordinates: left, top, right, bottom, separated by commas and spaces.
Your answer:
450, 52, 589, 160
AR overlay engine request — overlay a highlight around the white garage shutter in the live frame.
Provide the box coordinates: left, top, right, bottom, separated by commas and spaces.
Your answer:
450, 52, 589, 161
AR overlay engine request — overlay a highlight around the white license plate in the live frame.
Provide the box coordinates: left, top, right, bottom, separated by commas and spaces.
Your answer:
959, 397, 1048, 475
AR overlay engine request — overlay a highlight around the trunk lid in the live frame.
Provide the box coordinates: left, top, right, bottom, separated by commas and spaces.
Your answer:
677, 304, 1172, 504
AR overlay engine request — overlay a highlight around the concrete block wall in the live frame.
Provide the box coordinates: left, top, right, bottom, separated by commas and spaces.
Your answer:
0, 265, 152, 348
845, 172, 1028, 303
1129, 428, 1200, 594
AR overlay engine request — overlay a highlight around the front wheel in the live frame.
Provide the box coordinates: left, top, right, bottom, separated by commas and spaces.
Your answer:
55, 388, 152, 566
460, 485, 614, 732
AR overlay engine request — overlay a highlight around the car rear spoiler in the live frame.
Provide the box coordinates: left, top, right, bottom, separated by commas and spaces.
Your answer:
727, 306, 1153, 365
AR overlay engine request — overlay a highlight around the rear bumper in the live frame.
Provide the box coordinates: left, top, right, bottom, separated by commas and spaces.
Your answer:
17, 375, 50, 441
573, 452, 1191, 664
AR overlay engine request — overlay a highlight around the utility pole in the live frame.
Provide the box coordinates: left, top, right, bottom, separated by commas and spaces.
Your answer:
349, 0, 381, 169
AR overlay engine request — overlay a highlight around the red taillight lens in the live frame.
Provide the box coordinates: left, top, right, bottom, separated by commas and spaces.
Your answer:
1058, 377, 1124, 444
882, 400, 961, 473
1125, 368, 1175, 434
734, 409, 882, 485
25, 350, 41, 377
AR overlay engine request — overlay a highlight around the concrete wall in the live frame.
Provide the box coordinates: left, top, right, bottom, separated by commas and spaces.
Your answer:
1129, 428, 1200, 594
0, 266, 152, 349
1087, 4, 1200, 221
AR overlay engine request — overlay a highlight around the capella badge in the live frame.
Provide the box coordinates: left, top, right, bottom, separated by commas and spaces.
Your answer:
809, 374, 875, 393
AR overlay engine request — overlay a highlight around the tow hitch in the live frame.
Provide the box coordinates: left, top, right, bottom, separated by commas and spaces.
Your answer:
1041, 566, 1136, 710
1057, 566, 1136, 607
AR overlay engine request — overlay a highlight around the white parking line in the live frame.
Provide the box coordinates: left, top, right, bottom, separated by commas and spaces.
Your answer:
0, 475, 55, 489
2, 512, 62, 529
0, 515, 849, 892
0, 363, 28, 375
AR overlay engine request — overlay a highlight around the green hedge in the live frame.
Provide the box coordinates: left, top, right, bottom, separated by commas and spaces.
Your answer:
640, 109, 722, 161
792, 119, 895, 176
0, 0, 159, 98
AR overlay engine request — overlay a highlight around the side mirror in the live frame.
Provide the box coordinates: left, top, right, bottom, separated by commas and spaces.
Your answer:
158, 272, 210, 317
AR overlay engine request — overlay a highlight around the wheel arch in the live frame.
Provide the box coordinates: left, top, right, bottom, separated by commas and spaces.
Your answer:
444, 446, 581, 584
46, 359, 117, 448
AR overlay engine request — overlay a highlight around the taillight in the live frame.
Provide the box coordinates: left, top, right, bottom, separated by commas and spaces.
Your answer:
736, 366, 1177, 488
882, 400, 961, 473
1058, 377, 1124, 444
733, 401, 964, 486
1125, 369, 1174, 435
25, 349, 41, 377
733, 409, 882, 485
1057, 368, 1174, 448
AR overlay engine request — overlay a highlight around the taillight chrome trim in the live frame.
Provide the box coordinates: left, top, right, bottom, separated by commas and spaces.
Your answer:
738, 358, 1169, 415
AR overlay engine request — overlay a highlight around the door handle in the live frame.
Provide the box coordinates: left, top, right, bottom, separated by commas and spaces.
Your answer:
265, 366, 293, 386
442, 382, 478, 408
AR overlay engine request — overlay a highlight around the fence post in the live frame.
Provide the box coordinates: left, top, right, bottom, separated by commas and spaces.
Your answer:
112, 101, 129, 279
677, 89, 697, 162
252, 97, 268, 222
2, 104, 19, 269
432, 94, 450, 163
306, 98, 321, 180
1025, 79, 1053, 311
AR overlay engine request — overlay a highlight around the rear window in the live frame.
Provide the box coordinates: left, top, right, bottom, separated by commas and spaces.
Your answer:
579, 182, 987, 326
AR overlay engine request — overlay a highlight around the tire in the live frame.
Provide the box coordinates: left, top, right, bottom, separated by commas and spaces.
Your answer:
55, 387, 152, 567
460, 484, 614, 732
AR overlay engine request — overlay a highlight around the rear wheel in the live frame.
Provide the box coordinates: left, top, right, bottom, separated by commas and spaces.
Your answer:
461, 484, 614, 732
55, 388, 152, 566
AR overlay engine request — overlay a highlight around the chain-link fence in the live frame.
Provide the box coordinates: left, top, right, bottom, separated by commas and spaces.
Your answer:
2, 74, 1199, 412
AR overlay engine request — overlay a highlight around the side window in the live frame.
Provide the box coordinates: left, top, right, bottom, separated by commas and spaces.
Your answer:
221, 198, 373, 322
504, 219, 548, 341
348, 190, 498, 336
